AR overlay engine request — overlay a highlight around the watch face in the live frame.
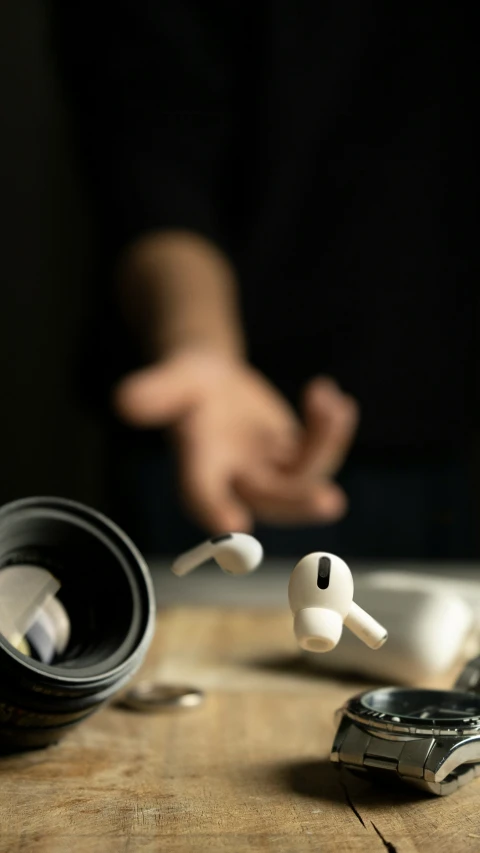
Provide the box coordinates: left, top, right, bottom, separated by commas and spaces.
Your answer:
357, 688, 480, 729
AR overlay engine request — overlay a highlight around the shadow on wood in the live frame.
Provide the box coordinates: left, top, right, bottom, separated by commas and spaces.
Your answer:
248, 653, 385, 687
283, 758, 423, 806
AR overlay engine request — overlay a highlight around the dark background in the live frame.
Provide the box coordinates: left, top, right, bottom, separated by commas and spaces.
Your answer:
0, 1, 104, 510
2, 2, 480, 558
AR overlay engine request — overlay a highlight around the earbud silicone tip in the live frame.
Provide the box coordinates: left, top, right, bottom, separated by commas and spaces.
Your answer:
293, 607, 343, 653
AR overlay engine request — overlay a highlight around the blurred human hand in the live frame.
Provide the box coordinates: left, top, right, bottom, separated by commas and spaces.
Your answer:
113, 350, 359, 533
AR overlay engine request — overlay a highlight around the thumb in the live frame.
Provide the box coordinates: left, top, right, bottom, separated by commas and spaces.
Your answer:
112, 360, 198, 427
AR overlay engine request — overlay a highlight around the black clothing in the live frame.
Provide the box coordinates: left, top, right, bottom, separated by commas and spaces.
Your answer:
52, 2, 477, 452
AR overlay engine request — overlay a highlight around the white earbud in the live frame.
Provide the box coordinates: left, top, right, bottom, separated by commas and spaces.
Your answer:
288, 552, 388, 653
171, 533, 263, 577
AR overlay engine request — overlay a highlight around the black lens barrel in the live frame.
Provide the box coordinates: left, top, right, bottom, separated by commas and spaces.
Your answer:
0, 497, 156, 751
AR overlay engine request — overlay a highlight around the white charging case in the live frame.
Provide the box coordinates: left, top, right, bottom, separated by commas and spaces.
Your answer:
304, 571, 480, 685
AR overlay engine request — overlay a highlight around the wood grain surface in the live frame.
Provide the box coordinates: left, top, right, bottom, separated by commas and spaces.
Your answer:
1, 606, 480, 852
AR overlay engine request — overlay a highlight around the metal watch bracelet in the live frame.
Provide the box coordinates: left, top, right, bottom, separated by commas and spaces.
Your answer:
331, 719, 480, 796
455, 655, 480, 694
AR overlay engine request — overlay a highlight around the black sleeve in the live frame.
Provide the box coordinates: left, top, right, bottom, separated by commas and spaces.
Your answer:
51, 1, 241, 256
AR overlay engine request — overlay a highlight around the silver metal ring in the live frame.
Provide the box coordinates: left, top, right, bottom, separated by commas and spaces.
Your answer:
115, 682, 205, 713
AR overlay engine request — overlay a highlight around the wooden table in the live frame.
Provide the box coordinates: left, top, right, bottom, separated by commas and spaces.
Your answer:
1, 567, 480, 852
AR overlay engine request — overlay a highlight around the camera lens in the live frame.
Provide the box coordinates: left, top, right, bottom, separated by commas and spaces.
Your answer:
0, 497, 156, 752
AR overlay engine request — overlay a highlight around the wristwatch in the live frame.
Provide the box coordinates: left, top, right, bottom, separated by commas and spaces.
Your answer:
331, 656, 480, 796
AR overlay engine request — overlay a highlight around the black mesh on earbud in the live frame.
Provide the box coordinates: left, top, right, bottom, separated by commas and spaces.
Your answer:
317, 556, 331, 589
210, 534, 233, 544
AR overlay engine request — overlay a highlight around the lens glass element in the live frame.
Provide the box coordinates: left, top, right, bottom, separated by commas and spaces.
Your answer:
0, 565, 70, 664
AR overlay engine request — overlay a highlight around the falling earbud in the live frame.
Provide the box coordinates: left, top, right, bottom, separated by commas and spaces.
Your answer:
288, 552, 388, 652
171, 533, 263, 577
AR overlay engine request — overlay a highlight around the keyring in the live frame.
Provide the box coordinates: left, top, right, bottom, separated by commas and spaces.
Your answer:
115, 682, 204, 712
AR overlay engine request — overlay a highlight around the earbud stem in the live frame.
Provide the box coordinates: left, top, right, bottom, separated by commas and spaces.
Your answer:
344, 601, 388, 649
171, 542, 214, 577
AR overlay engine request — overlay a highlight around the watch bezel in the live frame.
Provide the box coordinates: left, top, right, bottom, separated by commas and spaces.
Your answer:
343, 687, 480, 737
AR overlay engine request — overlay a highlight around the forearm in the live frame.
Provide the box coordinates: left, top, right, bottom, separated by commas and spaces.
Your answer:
117, 230, 247, 362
